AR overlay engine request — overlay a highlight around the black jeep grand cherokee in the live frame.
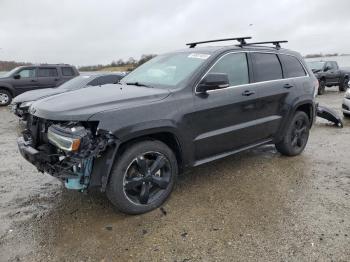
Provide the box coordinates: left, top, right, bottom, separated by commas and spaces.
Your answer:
17, 37, 317, 214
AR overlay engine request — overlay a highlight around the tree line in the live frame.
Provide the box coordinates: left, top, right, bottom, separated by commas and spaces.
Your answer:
0, 61, 32, 71
78, 54, 157, 72
0, 54, 157, 72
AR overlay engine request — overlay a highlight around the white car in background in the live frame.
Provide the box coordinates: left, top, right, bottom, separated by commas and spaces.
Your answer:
342, 89, 350, 118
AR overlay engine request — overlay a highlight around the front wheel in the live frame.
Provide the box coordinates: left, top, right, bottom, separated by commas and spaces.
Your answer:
344, 112, 350, 118
106, 140, 178, 215
0, 89, 12, 106
275, 111, 310, 156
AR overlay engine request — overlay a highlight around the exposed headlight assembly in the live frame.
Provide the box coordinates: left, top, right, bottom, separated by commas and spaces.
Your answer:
20, 101, 34, 108
48, 124, 89, 152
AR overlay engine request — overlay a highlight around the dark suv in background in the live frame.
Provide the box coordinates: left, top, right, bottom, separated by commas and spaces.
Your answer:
17, 37, 317, 214
0, 64, 79, 105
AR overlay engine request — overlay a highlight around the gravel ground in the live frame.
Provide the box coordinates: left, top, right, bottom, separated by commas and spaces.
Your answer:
0, 87, 349, 262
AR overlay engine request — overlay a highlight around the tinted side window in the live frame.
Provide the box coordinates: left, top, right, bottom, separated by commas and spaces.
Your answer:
251, 53, 282, 82
325, 62, 333, 70
87, 78, 99, 86
331, 62, 338, 70
38, 68, 58, 77
98, 75, 123, 85
61, 67, 75, 76
18, 68, 36, 78
279, 55, 306, 78
208, 53, 249, 86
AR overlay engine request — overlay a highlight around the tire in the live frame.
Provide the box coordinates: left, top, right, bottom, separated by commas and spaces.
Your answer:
275, 111, 310, 156
344, 112, 350, 118
0, 89, 12, 106
339, 78, 349, 92
318, 80, 325, 95
106, 140, 178, 215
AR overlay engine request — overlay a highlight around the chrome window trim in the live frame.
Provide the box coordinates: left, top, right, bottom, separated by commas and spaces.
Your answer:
195, 50, 310, 94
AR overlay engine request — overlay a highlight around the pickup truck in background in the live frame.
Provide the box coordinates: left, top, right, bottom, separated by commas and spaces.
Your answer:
307, 61, 349, 95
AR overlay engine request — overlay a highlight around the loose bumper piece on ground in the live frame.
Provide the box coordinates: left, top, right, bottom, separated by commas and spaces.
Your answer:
316, 104, 343, 128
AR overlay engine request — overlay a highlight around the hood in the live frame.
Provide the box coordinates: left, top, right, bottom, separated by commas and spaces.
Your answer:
13, 88, 66, 103
31, 84, 170, 121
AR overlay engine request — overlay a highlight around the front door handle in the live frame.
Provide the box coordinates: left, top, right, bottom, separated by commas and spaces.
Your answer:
242, 90, 255, 96
283, 83, 293, 89
31, 79, 37, 82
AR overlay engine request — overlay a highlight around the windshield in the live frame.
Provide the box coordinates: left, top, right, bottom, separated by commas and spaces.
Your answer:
2, 67, 20, 77
307, 61, 325, 71
58, 75, 93, 90
120, 52, 211, 88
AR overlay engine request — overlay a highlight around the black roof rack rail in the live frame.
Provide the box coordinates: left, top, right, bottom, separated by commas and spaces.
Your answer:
186, 37, 252, 48
241, 40, 288, 49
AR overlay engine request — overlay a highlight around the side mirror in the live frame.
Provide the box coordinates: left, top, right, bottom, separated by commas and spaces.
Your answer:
324, 66, 331, 72
13, 74, 21, 79
197, 73, 230, 94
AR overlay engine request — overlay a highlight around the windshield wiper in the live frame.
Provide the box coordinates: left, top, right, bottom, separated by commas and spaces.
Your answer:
125, 82, 153, 88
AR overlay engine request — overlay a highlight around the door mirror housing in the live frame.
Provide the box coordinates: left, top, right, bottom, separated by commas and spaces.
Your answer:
324, 66, 331, 72
197, 73, 230, 93
13, 74, 21, 79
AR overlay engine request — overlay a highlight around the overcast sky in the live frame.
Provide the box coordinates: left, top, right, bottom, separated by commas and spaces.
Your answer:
0, 0, 349, 66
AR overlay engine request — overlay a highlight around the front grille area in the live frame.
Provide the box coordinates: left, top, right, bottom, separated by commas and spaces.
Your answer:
342, 104, 349, 111
25, 115, 57, 147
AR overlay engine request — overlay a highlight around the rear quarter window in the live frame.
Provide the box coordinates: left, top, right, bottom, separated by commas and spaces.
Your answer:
38, 68, 58, 77
251, 53, 283, 82
61, 67, 75, 76
279, 55, 307, 78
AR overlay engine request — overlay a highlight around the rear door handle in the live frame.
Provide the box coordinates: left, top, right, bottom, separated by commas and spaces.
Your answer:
242, 90, 255, 96
31, 79, 37, 82
283, 83, 293, 89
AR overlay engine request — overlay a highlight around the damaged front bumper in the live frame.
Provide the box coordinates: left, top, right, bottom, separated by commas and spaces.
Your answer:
17, 120, 118, 191
10, 103, 30, 119
17, 136, 93, 190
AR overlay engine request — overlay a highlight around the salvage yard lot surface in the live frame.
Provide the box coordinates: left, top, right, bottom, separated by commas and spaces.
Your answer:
0, 88, 349, 261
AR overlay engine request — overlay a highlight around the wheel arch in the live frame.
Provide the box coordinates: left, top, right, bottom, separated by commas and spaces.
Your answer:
0, 85, 15, 97
89, 128, 185, 191
274, 100, 315, 143
294, 102, 314, 124
117, 130, 184, 172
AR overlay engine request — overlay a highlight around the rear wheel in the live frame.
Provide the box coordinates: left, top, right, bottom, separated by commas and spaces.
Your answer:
275, 111, 310, 156
0, 89, 12, 106
106, 140, 178, 215
339, 78, 349, 92
318, 80, 325, 95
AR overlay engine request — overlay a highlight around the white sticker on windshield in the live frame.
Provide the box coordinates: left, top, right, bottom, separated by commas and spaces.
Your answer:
188, 53, 211, 60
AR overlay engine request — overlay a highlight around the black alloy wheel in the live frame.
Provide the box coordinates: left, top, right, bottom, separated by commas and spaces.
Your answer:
275, 111, 310, 156
107, 140, 178, 215
290, 118, 308, 150
123, 152, 172, 205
